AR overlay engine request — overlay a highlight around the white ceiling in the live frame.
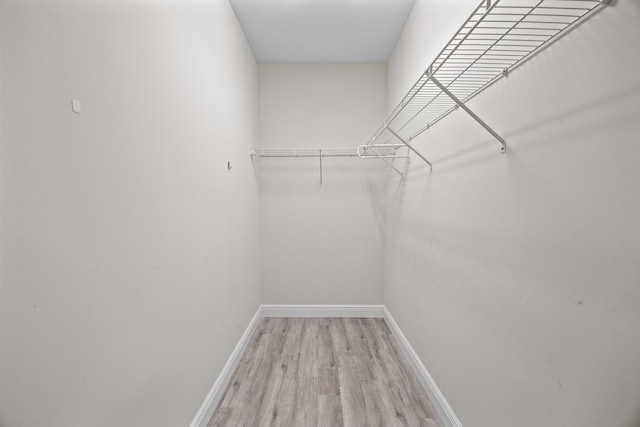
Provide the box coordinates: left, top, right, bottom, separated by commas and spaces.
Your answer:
229, 0, 417, 62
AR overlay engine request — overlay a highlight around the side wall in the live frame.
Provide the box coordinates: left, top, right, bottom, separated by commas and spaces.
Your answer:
0, 2, 261, 426
259, 63, 387, 305
0, 3, 3, 392
384, 1, 640, 427
0, 2, 3, 391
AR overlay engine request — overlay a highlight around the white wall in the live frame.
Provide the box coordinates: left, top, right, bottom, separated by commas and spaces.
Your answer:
0, 2, 261, 427
0, 3, 3, 392
259, 63, 387, 304
384, 1, 640, 427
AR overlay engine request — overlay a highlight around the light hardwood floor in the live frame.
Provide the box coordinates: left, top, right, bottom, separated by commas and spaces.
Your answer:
208, 317, 445, 427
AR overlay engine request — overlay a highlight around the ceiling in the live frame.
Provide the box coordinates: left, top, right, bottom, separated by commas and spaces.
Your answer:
228, 0, 417, 62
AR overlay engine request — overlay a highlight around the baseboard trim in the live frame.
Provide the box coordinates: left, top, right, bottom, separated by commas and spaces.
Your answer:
383, 307, 463, 427
261, 304, 385, 318
189, 305, 263, 427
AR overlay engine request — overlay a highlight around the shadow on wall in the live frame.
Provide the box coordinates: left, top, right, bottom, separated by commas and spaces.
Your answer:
406, 81, 640, 179
629, 408, 640, 427
376, 85, 640, 253
253, 152, 420, 242
627, 408, 640, 427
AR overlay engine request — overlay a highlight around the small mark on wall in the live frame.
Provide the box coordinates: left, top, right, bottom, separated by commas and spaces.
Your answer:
569, 297, 584, 306
71, 99, 82, 114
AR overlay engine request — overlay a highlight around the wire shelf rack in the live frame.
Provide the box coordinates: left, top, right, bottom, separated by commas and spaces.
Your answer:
250, 145, 409, 159
250, 146, 410, 184
367, 0, 608, 169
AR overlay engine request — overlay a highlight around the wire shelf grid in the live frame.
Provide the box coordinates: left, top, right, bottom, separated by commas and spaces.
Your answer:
250, 146, 410, 185
368, 0, 607, 152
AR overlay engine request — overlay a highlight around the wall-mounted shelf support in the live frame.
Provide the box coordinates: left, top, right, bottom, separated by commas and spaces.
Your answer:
357, 144, 406, 177
430, 75, 506, 153
386, 125, 433, 172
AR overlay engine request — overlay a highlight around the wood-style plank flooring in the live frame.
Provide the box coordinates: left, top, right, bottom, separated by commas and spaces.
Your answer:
208, 318, 445, 427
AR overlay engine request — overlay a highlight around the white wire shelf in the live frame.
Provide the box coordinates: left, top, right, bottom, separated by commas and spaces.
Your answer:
250, 145, 409, 159
250, 145, 410, 184
367, 0, 609, 170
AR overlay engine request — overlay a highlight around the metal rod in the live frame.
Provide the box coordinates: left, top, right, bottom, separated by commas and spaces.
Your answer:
386, 126, 433, 171
252, 153, 410, 159
369, 147, 404, 178
430, 75, 506, 153
319, 149, 323, 185
357, 145, 405, 176
357, 143, 406, 157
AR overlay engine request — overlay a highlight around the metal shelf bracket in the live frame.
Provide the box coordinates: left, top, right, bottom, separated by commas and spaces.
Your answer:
386, 125, 433, 172
429, 75, 507, 153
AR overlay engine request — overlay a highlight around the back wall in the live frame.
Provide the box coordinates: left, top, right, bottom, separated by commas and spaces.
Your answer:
259, 63, 388, 305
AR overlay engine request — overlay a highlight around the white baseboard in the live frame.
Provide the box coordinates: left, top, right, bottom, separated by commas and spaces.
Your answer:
190, 304, 460, 427
383, 307, 463, 427
189, 305, 263, 427
261, 304, 385, 318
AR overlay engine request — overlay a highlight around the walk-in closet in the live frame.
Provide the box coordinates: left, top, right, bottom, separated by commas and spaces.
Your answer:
1, 1, 638, 426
